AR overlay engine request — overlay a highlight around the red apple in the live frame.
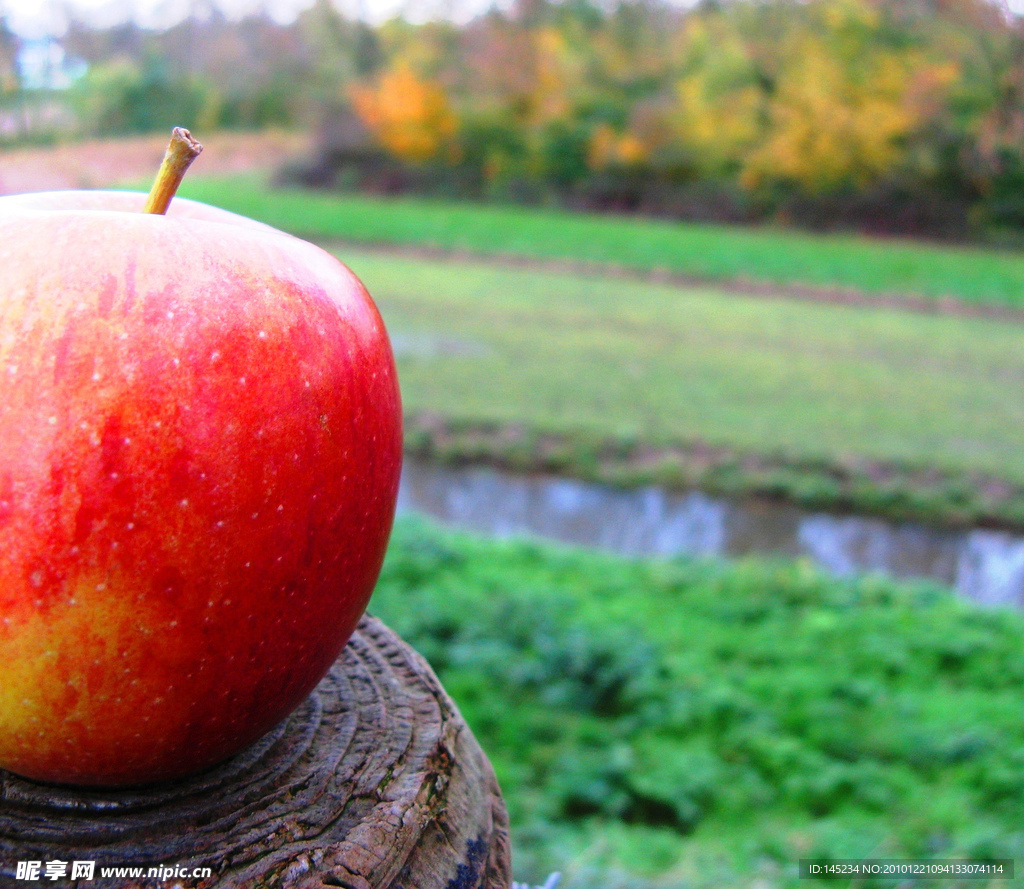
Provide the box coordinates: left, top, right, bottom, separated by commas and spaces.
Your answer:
0, 177, 402, 785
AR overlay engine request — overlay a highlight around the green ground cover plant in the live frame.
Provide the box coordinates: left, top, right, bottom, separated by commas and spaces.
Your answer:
346, 246, 1024, 528
179, 176, 1024, 310
373, 516, 1024, 888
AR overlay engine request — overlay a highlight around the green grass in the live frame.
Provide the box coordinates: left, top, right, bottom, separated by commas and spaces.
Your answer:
336, 246, 1024, 525
373, 516, 1024, 888
179, 174, 1024, 309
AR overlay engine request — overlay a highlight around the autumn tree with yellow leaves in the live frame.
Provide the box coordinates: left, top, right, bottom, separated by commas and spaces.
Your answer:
739, 0, 959, 195
350, 63, 458, 163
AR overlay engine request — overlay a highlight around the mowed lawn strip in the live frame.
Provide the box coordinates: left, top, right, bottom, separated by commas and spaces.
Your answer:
337, 247, 1024, 488
179, 174, 1024, 309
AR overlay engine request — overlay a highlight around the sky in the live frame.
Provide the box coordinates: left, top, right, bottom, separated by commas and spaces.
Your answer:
1, 0, 1019, 39
0, 0, 490, 38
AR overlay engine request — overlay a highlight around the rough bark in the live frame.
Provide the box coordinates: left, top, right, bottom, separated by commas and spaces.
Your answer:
0, 615, 511, 888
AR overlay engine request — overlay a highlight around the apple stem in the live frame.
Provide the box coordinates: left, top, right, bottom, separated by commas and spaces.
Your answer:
143, 128, 204, 215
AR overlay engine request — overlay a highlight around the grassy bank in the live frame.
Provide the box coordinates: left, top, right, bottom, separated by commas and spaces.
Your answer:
346, 247, 1024, 530
178, 175, 1024, 310
373, 516, 1024, 888
401, 417, 1024, 532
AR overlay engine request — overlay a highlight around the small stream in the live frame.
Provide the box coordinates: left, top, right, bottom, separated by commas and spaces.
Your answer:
397, 457, 1024, 609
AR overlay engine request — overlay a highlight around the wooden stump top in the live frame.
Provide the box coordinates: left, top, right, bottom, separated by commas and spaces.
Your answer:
0, 615, 511, 888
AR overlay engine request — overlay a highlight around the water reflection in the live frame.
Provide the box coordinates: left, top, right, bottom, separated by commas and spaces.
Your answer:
397, 457, 1024, 608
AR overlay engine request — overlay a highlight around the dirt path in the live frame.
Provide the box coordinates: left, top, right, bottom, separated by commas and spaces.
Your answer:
0, 130, 310, 196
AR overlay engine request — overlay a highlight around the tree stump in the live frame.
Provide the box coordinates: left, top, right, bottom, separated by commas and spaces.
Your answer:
0, 616, 511, 888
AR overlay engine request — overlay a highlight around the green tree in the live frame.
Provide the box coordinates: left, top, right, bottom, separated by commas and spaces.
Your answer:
69, 53, 213, 135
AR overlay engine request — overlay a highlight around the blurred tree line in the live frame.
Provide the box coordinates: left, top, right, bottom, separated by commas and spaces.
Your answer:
341, 0, 1024, 238
3, 0, 1024, 237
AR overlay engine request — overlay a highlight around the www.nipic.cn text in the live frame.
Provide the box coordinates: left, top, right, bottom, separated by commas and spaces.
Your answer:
14, 860, 213, 882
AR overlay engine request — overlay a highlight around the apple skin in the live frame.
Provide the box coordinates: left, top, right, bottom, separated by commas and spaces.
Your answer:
0, 191, 402, 786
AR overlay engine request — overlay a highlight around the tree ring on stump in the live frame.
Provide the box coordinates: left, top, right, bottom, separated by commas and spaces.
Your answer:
0, 615, 511, 888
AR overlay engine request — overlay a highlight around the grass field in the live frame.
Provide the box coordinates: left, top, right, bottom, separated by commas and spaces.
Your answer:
178, 175, 1024, 310
335, 246, 1024, 528
374, 516, 1024, 888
